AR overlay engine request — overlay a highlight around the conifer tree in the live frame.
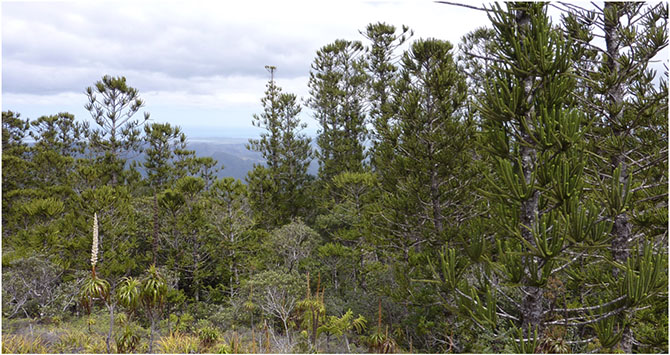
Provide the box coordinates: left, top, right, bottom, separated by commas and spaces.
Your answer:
361, 23, 412, 175
369, 38, 474, 351
391, 38, 469, 240
308, 40, 368, 181
168, 176, 211, 302
430, 3, 666, 352
29, 113, 88, 157
559, 2, 668, 351
457, 27, 497, 125
207, 177, 253, 298
314, 171, 379, 298
3, 111, 93, 272
247, 66, 312, 227
85, 75, 150, 185
2, 111, 31, 212
27, 113, 86, 191
143, 122, 190, 265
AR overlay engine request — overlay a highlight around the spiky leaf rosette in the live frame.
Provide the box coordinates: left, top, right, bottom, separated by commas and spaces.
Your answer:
117, 277, 142, 312
80, 276, 110, 314
141, 265, 167, 311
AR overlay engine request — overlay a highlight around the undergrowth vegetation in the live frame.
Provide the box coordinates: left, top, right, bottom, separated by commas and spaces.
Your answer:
2, 2, 668, 354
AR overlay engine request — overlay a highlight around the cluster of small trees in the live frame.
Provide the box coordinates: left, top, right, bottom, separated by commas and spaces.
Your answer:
2, 2, 668, 353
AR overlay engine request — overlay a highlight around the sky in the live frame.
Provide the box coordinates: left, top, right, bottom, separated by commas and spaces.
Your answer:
1, 0, 494, 138
2, 1, 666, 139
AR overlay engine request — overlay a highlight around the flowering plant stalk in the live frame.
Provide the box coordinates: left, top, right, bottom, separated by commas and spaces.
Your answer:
91, 213, 98, 278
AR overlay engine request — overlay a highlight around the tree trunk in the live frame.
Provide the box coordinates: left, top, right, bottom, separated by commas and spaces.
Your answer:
604, 1, 631, 274
230, 261, 234, 298
193, 242, 200, 302
149, 316, 155, 353
153, 193, 159, 266
604, 3, 632, 352
515, 6, 544, 333
430, 165, 443, 236
106, 303, 115, 353
282, 317, 291, 345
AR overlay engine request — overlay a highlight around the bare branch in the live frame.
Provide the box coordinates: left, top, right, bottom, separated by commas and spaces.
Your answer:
543, 306, 627, 326
434, 1, 487, 12
547, 295, 627, 314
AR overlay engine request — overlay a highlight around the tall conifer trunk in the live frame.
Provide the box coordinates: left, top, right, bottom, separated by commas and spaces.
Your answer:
153, 193, 159, 265
604, 3, 632, 351
515, 5, 544, 333
604, 2, 631, 275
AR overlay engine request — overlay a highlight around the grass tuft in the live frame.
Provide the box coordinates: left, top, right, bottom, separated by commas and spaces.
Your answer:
157, 332, 199, 354
1, 334, 48, 354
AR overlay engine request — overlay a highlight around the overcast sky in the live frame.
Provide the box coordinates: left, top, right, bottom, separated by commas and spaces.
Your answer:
1, 0, 495, 138
3, 1, 665, 139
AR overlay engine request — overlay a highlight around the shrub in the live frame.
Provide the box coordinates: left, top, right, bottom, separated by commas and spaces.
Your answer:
157, 332, 199, 354
214, 343, 232, 354
84, 335, 108, 354
54, 329, 91, 352
1, 334, 47, 354
208, 306, 240, 329
197, 325, 219, 349
2, 256, 62, 319
175, 312, 195, 333
115, 323, 142, 353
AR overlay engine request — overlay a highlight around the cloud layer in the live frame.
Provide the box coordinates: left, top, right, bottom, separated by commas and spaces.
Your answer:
2, 0, 492, 136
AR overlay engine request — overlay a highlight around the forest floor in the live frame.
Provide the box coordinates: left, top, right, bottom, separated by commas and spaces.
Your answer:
1, 312, 365, 354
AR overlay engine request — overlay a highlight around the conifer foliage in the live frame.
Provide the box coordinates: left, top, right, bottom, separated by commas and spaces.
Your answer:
247, 66, 313, 228
1, 2, 667, 354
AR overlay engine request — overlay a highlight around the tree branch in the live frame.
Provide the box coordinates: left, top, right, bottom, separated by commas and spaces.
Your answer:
434, 1, 487, 12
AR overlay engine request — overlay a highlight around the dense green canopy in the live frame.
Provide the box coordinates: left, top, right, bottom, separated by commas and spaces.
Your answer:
2, 2, 667, 353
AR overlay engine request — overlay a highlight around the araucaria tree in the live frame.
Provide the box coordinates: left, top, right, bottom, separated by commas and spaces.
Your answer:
143, 122, 190, 265
387, 38, 470, 245
431, 2, 667, 353
361, 22, 411, 174
561, 3, 668, 350
247, 66, 312, 227
308, 40, 368, 181
85, 75, 150, 185
2, 4, 666, 354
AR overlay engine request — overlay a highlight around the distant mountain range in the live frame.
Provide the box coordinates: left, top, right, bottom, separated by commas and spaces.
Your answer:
28, 137, 318, 181
188, 137, 319, 181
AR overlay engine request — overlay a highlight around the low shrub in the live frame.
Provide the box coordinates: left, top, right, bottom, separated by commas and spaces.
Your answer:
214, 342, 232, 354
197, 325, 219, 349
175, 312, 195, 333
83, 335, 108, 354
115, 323, 143, 353
2, 334, 48, 354
54, 329, 91, 352
157, 332, 199, 354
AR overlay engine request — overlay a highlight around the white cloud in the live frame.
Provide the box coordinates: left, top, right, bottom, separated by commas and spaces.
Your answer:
2, 0, 491, 136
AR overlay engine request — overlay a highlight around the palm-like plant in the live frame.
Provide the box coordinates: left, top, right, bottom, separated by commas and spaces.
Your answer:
142, 265, 167, 353
117, 277, 141, 315
297, 272, 326, 351
367, 300, 396, 353
80, 213, 110, 332
80, 276, 110, 315
318, 309, 367, 352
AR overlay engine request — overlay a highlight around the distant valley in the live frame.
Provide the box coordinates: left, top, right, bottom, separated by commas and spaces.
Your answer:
188, 137, 319, 180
